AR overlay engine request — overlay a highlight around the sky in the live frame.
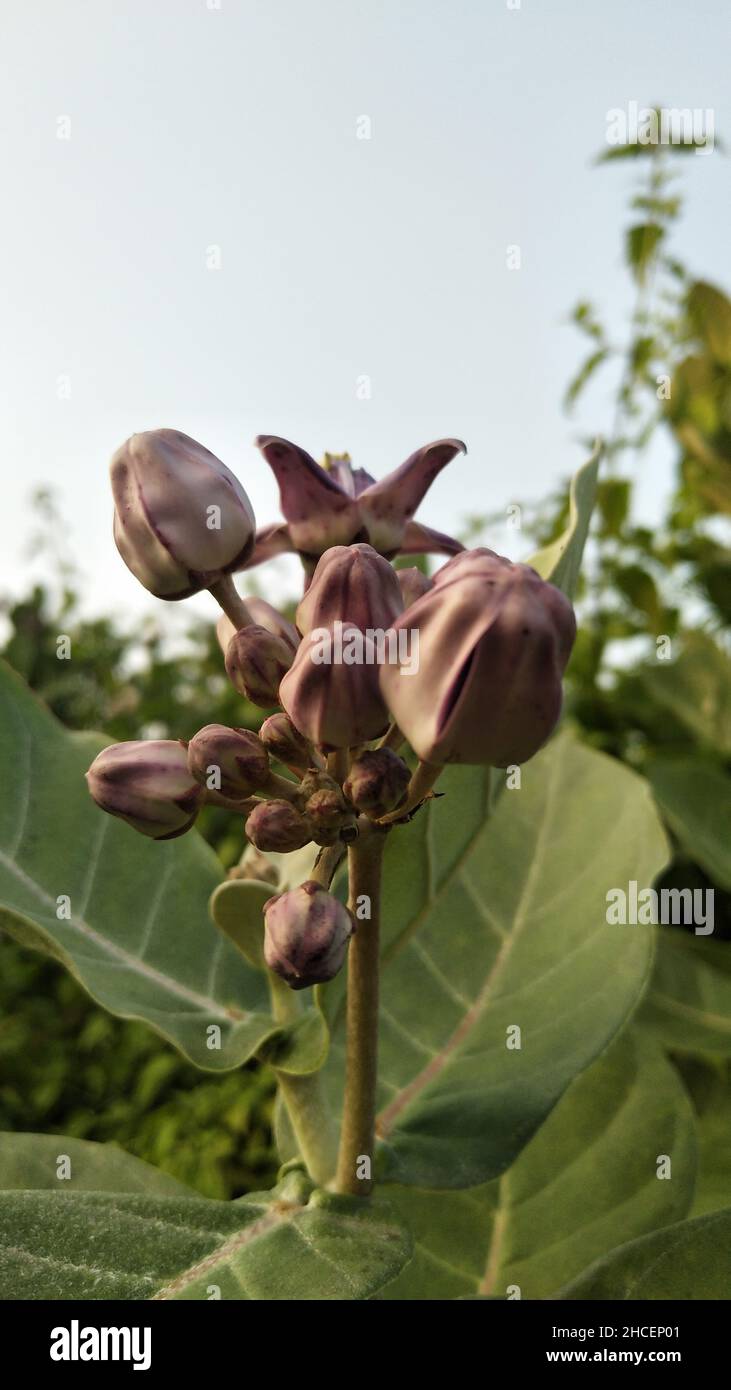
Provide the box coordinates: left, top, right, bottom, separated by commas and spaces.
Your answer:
1, 0, 729, 626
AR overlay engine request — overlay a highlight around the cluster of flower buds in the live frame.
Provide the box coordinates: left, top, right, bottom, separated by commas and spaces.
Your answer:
88, 424, 577, 992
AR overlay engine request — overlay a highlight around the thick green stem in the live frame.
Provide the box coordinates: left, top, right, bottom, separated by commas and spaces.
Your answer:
334, 826, 386, 1196
267, 967, 338, 1187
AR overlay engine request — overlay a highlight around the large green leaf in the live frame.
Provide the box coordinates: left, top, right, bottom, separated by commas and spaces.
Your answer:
0, 1153, 411, 1300
528, 442, 602, 598
648, 759, 731, 890
0, 662, 277, 1070
322, 732, 668, 1188
688, 1066, 731, 1217
0, 1133, 191, 1195
560, 1209, 731, 1299
641, 930, 731, 1056
379, 1032, 696, 1299
633, 633, 731, 756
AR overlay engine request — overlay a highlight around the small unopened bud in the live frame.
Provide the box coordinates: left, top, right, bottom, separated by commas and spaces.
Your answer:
187, 724, 270, 799
344, 747, 411, 818
263, 881, 355, 989
225, 624, 294, 707
245, 799, 313, 852
86, 740, 202, 839
228, 845, 280, 885
259, 713, 315, 775
397, 566, 432, 608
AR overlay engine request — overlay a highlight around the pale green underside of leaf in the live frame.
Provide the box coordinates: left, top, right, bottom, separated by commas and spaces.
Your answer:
0, 1142, 411, 1301
640, 929, 731, 1056
527, 442, 602, 598
320, 731, 669, 1188
559, 1208, 731, 1299
689, 1069, 731, 1218
379, 1031, 696, 1299
0, 661, 276, 1070
648, 758, 731, 890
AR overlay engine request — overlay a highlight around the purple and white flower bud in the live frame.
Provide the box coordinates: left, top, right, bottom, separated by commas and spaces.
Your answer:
298, 770, 354, 841
344, 747, 410, 818
397, 566, 432, 609
296, 543, 403, 636
263, 881, 355, 989
187, 724, 270, 799
259, 713, 315, 775
110, 430, 255, 599
86, 739, 202, 839
380, 553, 576, 767
245, 799, 313, 853
279, 623, 390, 750
225, 625, 294, 708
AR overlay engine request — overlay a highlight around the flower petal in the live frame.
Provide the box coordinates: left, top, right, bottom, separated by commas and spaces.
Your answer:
357, 438, 466, 552
399, 520, 465, 558
255, 435, 362, 554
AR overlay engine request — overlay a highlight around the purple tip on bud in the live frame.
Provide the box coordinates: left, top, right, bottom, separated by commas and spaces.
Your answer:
263, 881, 355, 989
187, 724, 270, 799
245, 799, 313, 853
225, 624, 295, 708
86, 739, 203, 839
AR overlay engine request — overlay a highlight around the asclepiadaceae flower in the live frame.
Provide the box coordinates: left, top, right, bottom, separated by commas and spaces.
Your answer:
344, 747, 411, 819
110, 429, 255, 599
86, 739, 203, 839
245, 799, 313, 853
242, 435, 466, 573
296, 543, 404, 636
225, 625, 295, 708
186, 725, 270, 800
263, 881, 355, 989
380, 550, 576, 768
279, 623, 391, 750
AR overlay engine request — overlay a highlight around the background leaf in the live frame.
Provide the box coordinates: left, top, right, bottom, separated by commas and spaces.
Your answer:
0, 662, 276, 1071
648, 759, 731, 890
0, 1132, 192, 1194
641, 930, 731, 1056
560, 1208, 731, 1300
528, 443, 602, 598
379, 1031, 696, 1299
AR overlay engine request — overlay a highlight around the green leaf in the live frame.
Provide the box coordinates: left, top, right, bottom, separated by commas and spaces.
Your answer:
0, 1132, 192, 1195
323, 732, 668, 1188
687, 280, 731, 366
633, 634, 731, 756
528, 443, 602, 598
0, 1163, 411, 1301
626, 223, 665, 283
614, 564, 663, 632
597, 478, 631, 537
380, 1032, 696, 1299
0, 661, 277, 1071
648, 759, 731, 890
688, 1066, 731, 1217
564, 348, 609, 410
210, 878, 272, 970
559, 1209, 731, 1299
641, 930, 731, 1057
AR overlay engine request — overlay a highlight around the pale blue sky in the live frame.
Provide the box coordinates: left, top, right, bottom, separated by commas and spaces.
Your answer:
1, 0, 729, 624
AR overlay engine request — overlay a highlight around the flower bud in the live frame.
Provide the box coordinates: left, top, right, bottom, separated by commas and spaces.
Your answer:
263, 881, 355, 989
344, 747, 411, 817
298, 770, 353, 840
225, 624, 294, 707
259, 712, 314, 774
296, 543, 404, 636
86, 740, 202, 839
397, 566, 432, 608
279, 623, 390, 750
380, 554, 576, 767
187, 724, 270, 799
245, 799, 313, 853
110, 430, 255, 599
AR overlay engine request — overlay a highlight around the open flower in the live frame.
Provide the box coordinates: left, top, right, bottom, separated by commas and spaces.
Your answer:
241, 435, 466, 573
